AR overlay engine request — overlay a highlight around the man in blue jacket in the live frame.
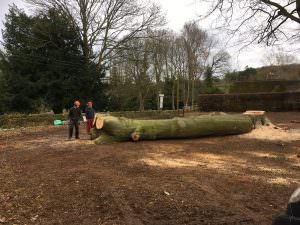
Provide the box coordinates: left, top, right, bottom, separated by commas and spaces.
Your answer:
85, 101, 95, 134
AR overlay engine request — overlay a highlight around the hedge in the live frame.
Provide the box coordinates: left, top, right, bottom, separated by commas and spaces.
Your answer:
0, 114, 68, 129
0, 110, 184, 129
229, 80, 300, 93
198, 92, 300, 112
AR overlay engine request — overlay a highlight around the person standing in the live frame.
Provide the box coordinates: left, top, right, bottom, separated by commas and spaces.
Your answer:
85, 101, 95, 134
68, 100, 82, 140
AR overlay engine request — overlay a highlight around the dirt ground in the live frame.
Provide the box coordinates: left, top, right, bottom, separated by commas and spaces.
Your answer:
0, 112, 299, 225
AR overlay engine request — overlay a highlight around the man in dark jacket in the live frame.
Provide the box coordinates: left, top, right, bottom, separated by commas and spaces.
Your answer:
68, 100, 82, 140
85, 101, 95, 134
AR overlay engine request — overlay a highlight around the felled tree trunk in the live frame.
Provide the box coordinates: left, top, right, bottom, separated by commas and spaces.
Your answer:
91, 114, 253, 144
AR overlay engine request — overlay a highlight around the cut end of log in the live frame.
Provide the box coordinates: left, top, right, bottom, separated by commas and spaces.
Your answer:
93, 117, 104, 129
131, 132, 141, 142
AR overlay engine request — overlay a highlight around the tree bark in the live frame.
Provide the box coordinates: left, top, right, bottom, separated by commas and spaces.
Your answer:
176, 76, 180, 110
172, 78, 175, 110
91, 114, 253, 144
191, 75, 195, 109
186, 75, 190, 107
297, 0, 300, 18
138, 92, 145, 112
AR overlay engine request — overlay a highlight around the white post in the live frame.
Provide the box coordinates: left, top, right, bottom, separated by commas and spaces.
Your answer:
159, 94, 164, 110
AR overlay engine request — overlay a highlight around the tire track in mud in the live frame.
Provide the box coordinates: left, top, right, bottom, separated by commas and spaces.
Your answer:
108, 186, 145, 225
183, 175, 266, 224
88, 168, 145, 225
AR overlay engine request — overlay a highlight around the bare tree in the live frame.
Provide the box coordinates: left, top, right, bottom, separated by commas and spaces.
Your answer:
201, 0, 300, 45
182, 22, 207, 108
262, 47, 298, 65
107, 25, 230, 111
112, 36, 153, 111
209, 50, 231, 76
260, 47, 298, 79
26, 0, 165, 67
168, 36, 186, 110
149, 30, 168, 110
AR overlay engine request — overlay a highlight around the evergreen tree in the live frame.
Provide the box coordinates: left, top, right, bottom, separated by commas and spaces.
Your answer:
204, 66, 223, 94
2, 6, 106, 113
238, 67, 257, 81
0, 53, 8, 114
204, 66, 214, 89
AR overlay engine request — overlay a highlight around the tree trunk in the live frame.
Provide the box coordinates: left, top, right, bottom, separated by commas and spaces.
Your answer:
176, 76, 180, 110
172, 77, 175, 110
155, 69, 162, 110
138, 91, 144, 111
182, 74, 186, 107
79, 0, 90, 62
296, 0, 300, 18
191, 75, 195, 110
91, 114, 253, 144
186, 76, 190, 107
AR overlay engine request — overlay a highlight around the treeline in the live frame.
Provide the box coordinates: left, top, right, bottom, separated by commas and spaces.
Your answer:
225, 65, 300, 82
108, 25, 230, 111
0, 0, 230, 114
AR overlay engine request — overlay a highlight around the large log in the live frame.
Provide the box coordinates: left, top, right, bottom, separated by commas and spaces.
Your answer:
91, 114, 253, 144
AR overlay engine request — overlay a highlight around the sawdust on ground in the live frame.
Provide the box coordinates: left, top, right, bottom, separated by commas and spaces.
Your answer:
240, 125, 300, 142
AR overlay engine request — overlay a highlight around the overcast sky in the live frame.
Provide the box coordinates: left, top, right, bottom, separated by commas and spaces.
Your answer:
0, 0, 26, 40
0, 0, 295, 70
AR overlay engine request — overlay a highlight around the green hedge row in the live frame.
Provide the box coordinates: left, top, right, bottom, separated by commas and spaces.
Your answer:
198, 92, 300, 112
229, 80, 300, 93
0, 114, 68, 129
0, 110, 184, 129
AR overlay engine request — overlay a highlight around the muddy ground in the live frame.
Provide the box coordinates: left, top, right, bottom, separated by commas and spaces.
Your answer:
0, 112, 299, 225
